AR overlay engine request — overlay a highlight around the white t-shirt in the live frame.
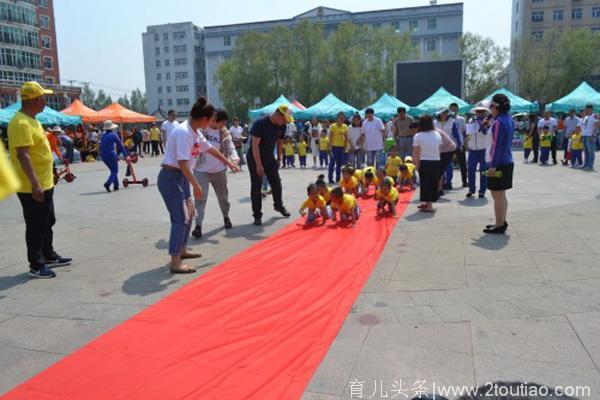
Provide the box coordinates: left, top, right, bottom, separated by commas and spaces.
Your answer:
537, 117, 557, 134
564, 116, 581, 135
162, 120, 212, 169
413, 130, 442, 161
583, 114, 598, 137
161, 120, 180, 144
285, 123, 297, 138
195, 127, 228, 173
229, 125, 243, 140
348, 126, 363, 150
361, 117, 385, 151
386, 120, 394, 138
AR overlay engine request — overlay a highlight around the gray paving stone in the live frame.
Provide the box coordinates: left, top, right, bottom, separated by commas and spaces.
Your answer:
0, 345, 63, 395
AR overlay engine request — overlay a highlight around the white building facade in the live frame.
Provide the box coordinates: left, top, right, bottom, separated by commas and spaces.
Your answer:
142, 22, 206, 117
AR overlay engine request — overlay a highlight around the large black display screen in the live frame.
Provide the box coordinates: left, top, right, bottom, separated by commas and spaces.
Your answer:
395, 59, 463, 106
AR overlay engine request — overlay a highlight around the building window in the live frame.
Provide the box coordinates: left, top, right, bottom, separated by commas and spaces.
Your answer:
45, 77, 54, 84
532, 0, 543, 2
593, 7, 600, 18
426, 39, 436, 52
154, 33, 159, 41
174, 45, 186, 53
39, 15, 49, 28
516, 1, 519, 14
173, 31, 186, 39
39, 0, 48, 7
165, 59, 170, 66
0, 27, 40, 47
0, 48, 40, 69
531, 31, 544, 41
166, 72, 171, 80
166, 86, 171, 93
409, 19, 418, 31
164, 46, 169, 53
531, 11, 544, 22
176, 85, 189, 92
372, 23, 380, 29
40, 35, 50, 48
427, 18, 437, 30
175, 71, 188, 80
158, 87, 162, 94
592, 27, 600, 33
163, 33, 168, 40
167, 99, 172, 106
392, 21, 400, 32
553, 9, 563, 21
157, 73, 161, 81
174, 58, 187, 66
572, 8, 582, 20
155, 60, 160, 67
159, 99, 163, 106
43, 56, 52, 69
155, 47, 160, 56
177, 98, 190, 106
224, 35, 231, 47
515, 21, 519, 32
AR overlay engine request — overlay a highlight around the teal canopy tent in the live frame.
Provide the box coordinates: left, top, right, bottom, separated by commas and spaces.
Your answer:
360, 93, 411, 120
546, 82, 600, 113
0, 101, 82, 126
480, 88, 538, 114
248, 95, 303, 120
294, 93, 358, 120
409, 87, 471, 116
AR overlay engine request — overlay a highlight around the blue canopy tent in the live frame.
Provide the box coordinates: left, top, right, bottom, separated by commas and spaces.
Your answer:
248, 95, 302, 120
480, 88, 538, 114
0, 101, 82, 126
409, 87, 471, 116
546, 82, 600, 113
294, 93, 358, 120
360, 93, 411, 120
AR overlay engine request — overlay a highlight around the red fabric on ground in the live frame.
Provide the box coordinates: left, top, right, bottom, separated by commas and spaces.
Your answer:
3, 190, 413, 400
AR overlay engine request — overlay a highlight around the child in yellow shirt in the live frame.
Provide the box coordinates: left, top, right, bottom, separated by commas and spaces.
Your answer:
330, 187, 360, 226
570, 126, 583, 168
340, 165, 361, 197
283, 138, 295, 168
376, 179, 400, 217
539, 126, 553, 165
523, 132, 533, 163
385, 146, 403, 183
361, 166, 378, 197
299, 183, 330, 225
318, 131, 329, 169
403, 156, 417, 189
316, 174, 332, 204
376, 167, 394, 191
298, 139, 308, 169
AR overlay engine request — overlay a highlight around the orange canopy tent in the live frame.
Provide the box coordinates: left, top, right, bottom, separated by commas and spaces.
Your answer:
95, 103, 156, 124
61, 99, 104, 124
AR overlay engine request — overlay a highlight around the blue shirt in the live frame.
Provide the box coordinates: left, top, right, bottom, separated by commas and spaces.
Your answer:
100, 130, 127, 157
489, 113, 514, 168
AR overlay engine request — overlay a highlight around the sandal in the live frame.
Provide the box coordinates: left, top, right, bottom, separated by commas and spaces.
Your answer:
169, 263, 197, 274
181, 251, 202, 259
420, 207, 435, 213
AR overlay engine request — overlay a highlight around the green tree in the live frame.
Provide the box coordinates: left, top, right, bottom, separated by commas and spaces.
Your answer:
117, 94, 131, 109
80, 83, 96, 108
290, 19, 326, 105
460, 32, 508, 102
94, 90, 112, 110
129, 88, 147, 113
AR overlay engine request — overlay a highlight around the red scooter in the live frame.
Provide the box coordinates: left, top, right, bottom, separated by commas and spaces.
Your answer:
53, 159, 76, 184
122, 154, 149, 187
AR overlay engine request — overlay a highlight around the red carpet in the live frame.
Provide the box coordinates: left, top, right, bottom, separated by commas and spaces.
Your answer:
3, 190, 413, 400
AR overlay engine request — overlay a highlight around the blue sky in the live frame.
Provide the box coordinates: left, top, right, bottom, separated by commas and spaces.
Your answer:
55, 0, 511, 98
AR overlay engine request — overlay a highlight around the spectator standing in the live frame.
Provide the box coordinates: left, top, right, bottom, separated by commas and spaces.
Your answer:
392, 107, 414, 159
361, 108, 386, 168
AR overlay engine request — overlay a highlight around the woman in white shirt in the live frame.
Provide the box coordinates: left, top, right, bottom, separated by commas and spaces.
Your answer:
347, 113, 365, 168
192, 109, 240, 239
412, 115, 442, 213
306, 117, 321, 169
157, 97, 239, 274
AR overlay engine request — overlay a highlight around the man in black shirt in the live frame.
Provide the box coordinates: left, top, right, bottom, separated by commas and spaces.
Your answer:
247, 105, 293, 225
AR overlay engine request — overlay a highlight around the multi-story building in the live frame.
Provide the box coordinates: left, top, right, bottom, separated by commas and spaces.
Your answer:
142, 22, 206, 117
203, 3, 463, 107
0, 0, 80, 109
509, 0, 600, 91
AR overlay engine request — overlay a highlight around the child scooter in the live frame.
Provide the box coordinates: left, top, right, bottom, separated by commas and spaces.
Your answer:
122, 154, 149, 187
53, 159, 76, 184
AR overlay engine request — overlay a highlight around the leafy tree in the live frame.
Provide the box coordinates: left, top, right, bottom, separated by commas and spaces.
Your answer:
460, 32, 508, 102
129, 88, 147, 114
94, 90, 112, 110
117, 94, 131, 109
80, 83, 96, 108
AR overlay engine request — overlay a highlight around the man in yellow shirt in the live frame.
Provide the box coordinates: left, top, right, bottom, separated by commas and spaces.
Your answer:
328, 112, 348, 183
149, 122, 161, 156
9, 81, 72, 279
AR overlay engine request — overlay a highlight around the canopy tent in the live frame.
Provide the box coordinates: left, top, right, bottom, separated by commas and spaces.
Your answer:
546, 82, 600, 113
294, 93, 358, 120
248, 95, 303, 119
292, 99, 306, 111
0, 102, 81, 126
360, 93, 411, 120
61, 99, 103, 123
95, 103, 156, 124
480, 88, 538, 114
409, 87, 471, 116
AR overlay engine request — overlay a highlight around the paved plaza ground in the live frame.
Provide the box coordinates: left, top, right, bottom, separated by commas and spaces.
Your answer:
1, 154, 600, 399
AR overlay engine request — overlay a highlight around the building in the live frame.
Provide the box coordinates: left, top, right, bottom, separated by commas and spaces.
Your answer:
142, 22, 206, 118
203, 3, 463, 107
0, 0, 80, 109
509, 0, 600, 91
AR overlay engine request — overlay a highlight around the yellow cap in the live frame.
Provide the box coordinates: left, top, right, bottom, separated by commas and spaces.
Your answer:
20, 81, 53, 100
277, 104, 294, 123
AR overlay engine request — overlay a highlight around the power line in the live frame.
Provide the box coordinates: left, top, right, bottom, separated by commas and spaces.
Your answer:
62, 78, 142, 96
